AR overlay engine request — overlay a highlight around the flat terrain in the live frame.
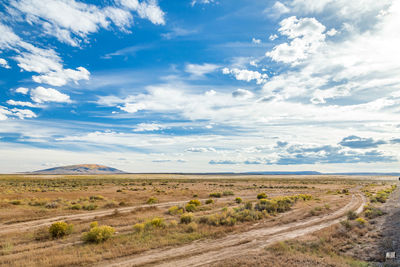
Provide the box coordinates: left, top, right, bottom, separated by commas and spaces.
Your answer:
0, 174, 397, 266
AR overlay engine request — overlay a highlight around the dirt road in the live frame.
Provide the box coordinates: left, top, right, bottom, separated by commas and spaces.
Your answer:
98, 193, 365, 267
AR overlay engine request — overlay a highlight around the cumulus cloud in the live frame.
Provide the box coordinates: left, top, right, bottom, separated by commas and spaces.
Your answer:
0, 23, 20, 49
119, 0, 165, 25
30, 86, 71, 103
6, 100, 40, 108
0, 58, 10, 68
0, 0, 165, 89
0, 106, 37, 120
265, 1, 290, 19
269, 34, 278, 41
222, 68, 268, 84
15, 87, 29, 94
0, 24, 91, 87
252, 38, 261, 44
9, 0, 165, 46
266, 16, 327, 64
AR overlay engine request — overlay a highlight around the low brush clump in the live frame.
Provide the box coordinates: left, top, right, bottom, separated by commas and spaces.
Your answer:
209, 192, 222, 198
180, 213, 194, 224
49, 221, 73, 239
205, 199, 214, 204
146, 197, 158, 204
199, 194, 313, 226
363, 204, 384, 219
82, 223, 115, 243
223, 191, 234, 196
257, 193, 267, 199
168, 206, 184, 215
369, 185, 396, 203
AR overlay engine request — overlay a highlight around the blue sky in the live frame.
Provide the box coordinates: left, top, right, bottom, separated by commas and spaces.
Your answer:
1, 0, 400, 173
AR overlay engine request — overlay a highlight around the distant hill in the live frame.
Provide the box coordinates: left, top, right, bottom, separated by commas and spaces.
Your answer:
30, 164, 125, 175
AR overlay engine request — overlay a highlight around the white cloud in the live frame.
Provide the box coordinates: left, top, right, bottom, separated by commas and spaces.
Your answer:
161, 27, 197, 39
10, 108, 37, 119
0, 58, 10, 69
0, 106, 37, 120
265, 1, 290, 19
186, 147, 216, 152
119, 0, 165, 25
222, 68, 268, 84
10, 0, 110, 46
269, 34, 278, 41
266, 16, 327, 64
252, 38, 261, 44
263, 0, 400, 104
185, 63, 220, 77
30, 86, 71, 103
0, 23, 20, 49
9, 0, 164, 47
6, 100, 40, 108
232, 89, 254, 100
133, 123, 167, 132
13, 44, 90, 86
191, 0, 214, 6
15, 87, 29, 94
32, 66, 90, 87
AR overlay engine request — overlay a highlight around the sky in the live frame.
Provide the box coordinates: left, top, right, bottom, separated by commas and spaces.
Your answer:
0, 0, 400, 173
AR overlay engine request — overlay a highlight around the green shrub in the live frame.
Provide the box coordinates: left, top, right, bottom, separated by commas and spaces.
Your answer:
347, 210, 357, 220
223, 191, 234, 196
257, 193, 267, 199
90, 221, 98, 228
209, 192, 222, 198
49, 222, 73, 239
133, 223, 145, 233
180, 213, 194, 224
147, 217, 165, 228
82, 203, 97, 210
82, 225, 115, 243
298, 194, 312, 201
69, 204, 82, 210
185, 203, 197, 212
244, 202, 253, 210
89, 195, 105, 201
9, 200, 22, 205
146, 197, 158, 204
205, 199, 214, 204
45, 202, 59, 209
188, 199, 201, 206
235, 197, 243, 204
355, 218, 367, 227
364, 205, 384, 219
168, 206, 184, 215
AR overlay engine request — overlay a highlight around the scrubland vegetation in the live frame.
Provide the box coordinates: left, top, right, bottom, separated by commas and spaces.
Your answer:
0, 174, 397, 266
